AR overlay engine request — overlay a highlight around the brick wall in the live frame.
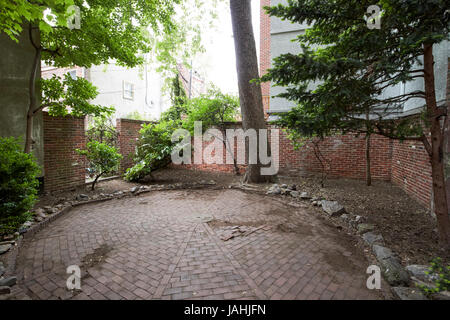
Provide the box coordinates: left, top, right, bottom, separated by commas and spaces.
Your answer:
43, 112, 86, 192
391, 139, 432, 207
277, 130, 393, 180
116, 118, 149, 173
260, 0, 271, 117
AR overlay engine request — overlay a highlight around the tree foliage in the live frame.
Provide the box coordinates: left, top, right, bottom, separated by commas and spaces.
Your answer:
263, 0, 448, 140
77, 141, 122, 190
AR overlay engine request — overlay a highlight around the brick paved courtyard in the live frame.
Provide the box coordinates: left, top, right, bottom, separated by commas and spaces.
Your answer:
13, 189, 384, 300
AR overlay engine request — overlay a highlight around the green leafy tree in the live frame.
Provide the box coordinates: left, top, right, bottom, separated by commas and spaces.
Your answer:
76, 141, 122, 190
262, 0, 450, 249
1, 0, 180, 153
0, 137, 40, 234
183, 88, 241, 174
124, 120, 178, 182
86, 115, 119, 147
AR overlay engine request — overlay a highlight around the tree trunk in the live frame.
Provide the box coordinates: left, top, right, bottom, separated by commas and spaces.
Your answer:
230, 0, 273, 183
24, 25, 41, 154
365, 133, 372, 186
423, 43, 450, 249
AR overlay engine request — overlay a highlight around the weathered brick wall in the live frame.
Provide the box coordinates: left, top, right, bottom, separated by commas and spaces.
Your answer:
43, 112, 86, 192
174, 124, 392, 181
277, 129, 393, 180
116, 118, 149, 173
260, 0, 271, 117
391, 139, 432, 207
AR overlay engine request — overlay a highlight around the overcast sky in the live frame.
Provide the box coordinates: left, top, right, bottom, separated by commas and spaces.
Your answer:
195, 0, 260, 95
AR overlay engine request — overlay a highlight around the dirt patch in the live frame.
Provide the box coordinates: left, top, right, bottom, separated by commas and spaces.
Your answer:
278, 175, 449, 265
81, 244, 113, 272
321, 251, 361, 275
275, 223, 314, 236
208, 219, 266, 228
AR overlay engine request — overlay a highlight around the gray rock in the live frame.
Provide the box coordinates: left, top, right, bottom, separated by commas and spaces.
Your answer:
290, 191, 299, 198
289, 184, 297, 191
321, 201, 345, 217
357, 223, 375, 234
362, 232, 384, 246
312, 201, 319, 206
431, 291, 450, 300
0, 276, 16, 287
0, 262, 5, 277
267, 185, 281, 195
372, 245, 409, 286
34, 216, 44, 223
300, 192, 311, 199
281, 184, 288, 189
76, 194, 89, 201
339, 214, 350, 222
0, 286, 11, 295
130, 186, 139, 193
406, 265, 439, 283
0, 244, 12, 255
391, 287, 427, 300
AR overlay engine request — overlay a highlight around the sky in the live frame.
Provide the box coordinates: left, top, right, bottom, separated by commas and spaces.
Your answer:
194, 0, 260, 95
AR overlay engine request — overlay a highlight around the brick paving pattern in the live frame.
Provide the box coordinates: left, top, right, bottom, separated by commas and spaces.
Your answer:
13, 189, 384, 300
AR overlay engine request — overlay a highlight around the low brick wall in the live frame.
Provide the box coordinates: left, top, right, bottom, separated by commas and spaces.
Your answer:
43, 112, 86, 192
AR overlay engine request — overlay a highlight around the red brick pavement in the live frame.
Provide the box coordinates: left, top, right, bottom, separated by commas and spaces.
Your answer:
13, 189, 385, 300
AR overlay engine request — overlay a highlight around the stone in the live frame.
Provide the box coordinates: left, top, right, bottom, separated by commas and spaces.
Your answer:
321, 201, 345, 217
289, 184, 297, 191
290, 191, 299, 198
267, 185, 281, 195
76, 194, 89, 201
34, 216, 44, 223
281, 184, 288, 189
405, 265, 439, 283
0, 286, 11, 295
300, 192, 311, 199
391, 287, 427, 300
0, 244, 12, 255
0, 262, 5, 277
130, 187, 139, 193
362, 232, 384, 246
372, 245, 410, 286
0, 276, 16, 287
312, 201, 319, 206
357, 223, 375, 234
339, 214, 350, 222
431, 291, 450, 300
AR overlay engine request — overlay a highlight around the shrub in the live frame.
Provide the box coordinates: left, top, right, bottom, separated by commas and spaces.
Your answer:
0, 137, 40, 234
77, 141, 122, 190
124, 121, 177, 182
417, 257, 450, 295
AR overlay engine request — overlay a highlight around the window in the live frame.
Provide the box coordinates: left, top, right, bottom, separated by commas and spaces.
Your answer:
68, 70, 77, 80
123, 81, 134, 100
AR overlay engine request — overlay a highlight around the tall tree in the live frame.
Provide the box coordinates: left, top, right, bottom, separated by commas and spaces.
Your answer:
230, 0, 273, 183
262, 0, 450, 248
1, 0, 180, 153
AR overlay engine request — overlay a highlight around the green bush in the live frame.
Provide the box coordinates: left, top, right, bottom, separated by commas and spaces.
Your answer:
124, 121, 177, 182
77, 141, 122, 190
417, 257, 450, 295
0, 137, 40, 234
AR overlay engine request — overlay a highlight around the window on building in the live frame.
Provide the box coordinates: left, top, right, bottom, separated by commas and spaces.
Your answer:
123, 81, 134, 100
68, 70, 77, 80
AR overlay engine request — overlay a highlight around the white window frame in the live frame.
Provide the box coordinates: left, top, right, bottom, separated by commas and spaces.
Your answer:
123, 81, 134, 100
